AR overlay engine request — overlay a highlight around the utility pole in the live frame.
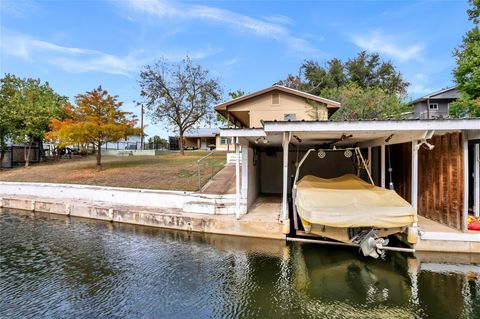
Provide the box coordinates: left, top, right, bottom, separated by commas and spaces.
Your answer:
140, 103, 144, 150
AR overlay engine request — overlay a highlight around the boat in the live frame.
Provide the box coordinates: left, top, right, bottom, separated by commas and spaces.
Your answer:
292, 147, 418, 258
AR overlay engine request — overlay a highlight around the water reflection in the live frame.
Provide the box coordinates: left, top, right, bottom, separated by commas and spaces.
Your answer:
1, 210, 479, 319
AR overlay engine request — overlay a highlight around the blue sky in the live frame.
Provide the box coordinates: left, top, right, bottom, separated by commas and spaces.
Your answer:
0, 0, 472, 138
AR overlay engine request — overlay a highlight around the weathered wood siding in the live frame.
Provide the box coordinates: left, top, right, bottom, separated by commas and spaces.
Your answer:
388, 133, 464, 230
418, 132, 464, 229
390, 143, 411, 203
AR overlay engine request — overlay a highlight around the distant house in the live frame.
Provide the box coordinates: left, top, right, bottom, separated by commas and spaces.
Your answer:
410, 87, 460, 119
169, 128, 234, 151
103, 135, 143, 150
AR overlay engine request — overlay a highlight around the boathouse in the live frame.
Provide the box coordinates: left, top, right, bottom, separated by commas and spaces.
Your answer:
217, 85, 480, 252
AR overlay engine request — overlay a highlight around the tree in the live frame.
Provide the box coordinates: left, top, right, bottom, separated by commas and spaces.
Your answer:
299, 51, 409, 96
45, 116, 74, 160
0, 74, 67, 167
451, 0, 480, 118
139, 57, 222, 155
276, 52, 410, 120
275, 74, 305, 90
147, 135, 168, 149
47, 86, 138, 166
326, 83, 409, 121
449, 92, 480, 118
0, 75, 18, 168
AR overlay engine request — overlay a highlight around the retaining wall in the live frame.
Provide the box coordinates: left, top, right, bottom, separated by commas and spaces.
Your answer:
0, 197, 284, 240
0, 182, 247, 215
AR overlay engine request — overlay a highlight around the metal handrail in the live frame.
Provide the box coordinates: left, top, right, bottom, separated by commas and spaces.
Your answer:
197, 151, 215, 191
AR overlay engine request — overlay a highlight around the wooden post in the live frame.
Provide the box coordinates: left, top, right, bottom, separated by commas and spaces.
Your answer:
426, 98, 430, 119
475, 143, 480, 218
241, 146, 248, 201
235, 137, 241, 219
463, 136, 469, 231
411, 141, 418, 215
381, 145, 386, 188
282, 132, 291, 221
367, 147, 372, 174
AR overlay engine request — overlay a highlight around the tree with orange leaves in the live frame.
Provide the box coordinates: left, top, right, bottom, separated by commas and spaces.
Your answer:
45, 116, 75, 159
47, 86, 139, 166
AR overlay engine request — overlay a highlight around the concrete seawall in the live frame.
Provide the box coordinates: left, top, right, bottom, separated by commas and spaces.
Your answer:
0, 196, 285, 240
0, 182, 247, 215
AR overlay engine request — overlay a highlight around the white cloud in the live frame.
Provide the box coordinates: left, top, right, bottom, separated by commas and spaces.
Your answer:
1, 29, 220, 76
349, 30, 423, 62
409, 83, 434, 96
407, 73, 435, 97
263, 15, 294, 25
1, 0, 38, 18
123, 0, 320, 55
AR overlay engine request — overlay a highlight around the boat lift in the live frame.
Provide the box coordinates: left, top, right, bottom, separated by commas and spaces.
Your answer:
289, 146, 415, 258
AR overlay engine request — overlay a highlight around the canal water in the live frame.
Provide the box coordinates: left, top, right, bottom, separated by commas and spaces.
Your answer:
1, 210, 479, 319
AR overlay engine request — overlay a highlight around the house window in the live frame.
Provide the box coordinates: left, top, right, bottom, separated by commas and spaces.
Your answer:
220, 137, 228, 145
429, 103, 438, 110
272, 93, 280, 105
284, 113, 296, 121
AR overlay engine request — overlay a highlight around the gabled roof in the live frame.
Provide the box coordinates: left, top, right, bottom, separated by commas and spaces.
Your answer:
184, 127, 220, 138
214, 85, 341, 111
410, 86, 460, 104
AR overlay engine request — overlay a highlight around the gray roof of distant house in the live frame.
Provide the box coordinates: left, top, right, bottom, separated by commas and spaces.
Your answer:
410, 86, 460, 104
184, 128, 220, 138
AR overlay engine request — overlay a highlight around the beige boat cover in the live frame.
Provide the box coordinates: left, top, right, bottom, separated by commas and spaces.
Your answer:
295, 174, 417, 228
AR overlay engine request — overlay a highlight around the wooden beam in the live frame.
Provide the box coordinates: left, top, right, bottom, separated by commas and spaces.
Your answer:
264, 119, 480, 132
467, 130, 480, 140
411, 141, 418, 216
282, 132, 291, 221
381, 145, 386, 188
367, 147, 372, 173
235, 137, 241, 219
475, 143, 480, 217
358, 131, 428, 148
463, 135, 469, 231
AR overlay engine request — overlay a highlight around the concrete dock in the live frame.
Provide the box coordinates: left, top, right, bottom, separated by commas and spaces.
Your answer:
0, 195, 285, 240
416, 216, 480, 253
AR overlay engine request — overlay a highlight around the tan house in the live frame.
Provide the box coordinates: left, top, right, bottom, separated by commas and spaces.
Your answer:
215, 85, 341, 128
181, 128, 234, 151
179, 85, 340, 151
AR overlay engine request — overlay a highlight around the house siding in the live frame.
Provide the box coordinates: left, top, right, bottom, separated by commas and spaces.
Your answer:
227, 91, 328, 128
413, 99, 451, 119
411, 87, 459, 119
215, 135, 234, 151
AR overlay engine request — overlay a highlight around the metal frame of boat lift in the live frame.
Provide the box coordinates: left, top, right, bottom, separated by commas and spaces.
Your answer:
288, 146, 415, 257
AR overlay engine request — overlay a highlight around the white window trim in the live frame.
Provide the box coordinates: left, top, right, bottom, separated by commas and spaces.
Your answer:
429, 103, 439, 110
